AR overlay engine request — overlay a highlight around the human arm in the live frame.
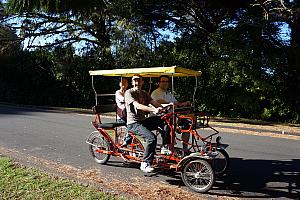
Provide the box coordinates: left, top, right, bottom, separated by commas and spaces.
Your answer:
115, 90, 125, 110
141, 91, 163, 113
132, 101, 162, 113
125, 90, 163, 114
150, 99, 162, 108
175, 101, 191, 107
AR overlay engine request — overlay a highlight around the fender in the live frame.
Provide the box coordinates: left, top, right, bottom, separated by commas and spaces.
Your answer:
86, 131, 100, 144
210, 143, 229, 150
85, 130, 113, 149
177, 152, 212, 171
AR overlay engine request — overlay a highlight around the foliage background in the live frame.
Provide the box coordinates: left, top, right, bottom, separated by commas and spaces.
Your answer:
0, 0, 299, 123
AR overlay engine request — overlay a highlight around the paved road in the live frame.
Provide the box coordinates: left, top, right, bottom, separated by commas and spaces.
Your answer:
0, 104, 299, 199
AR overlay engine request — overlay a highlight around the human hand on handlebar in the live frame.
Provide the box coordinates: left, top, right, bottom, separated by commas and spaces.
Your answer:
163, 102, 174, 108
153, 107, 164, 115
153, 103, 173, 115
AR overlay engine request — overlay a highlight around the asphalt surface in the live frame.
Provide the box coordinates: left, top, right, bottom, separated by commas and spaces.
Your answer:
0, 104, 299, 199
212, 124, 299, 136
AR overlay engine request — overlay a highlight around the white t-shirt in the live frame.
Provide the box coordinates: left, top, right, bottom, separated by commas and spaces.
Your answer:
115, 90, 126, 119
151, 88, 177, 103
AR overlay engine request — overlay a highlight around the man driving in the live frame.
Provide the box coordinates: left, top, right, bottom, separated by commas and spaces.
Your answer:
125, 74, 164, 173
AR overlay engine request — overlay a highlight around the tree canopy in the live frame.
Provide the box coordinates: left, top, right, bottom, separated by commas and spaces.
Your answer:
0, 0, 299, 123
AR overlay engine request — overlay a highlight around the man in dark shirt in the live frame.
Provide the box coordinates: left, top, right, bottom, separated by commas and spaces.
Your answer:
125, 74, 163, 173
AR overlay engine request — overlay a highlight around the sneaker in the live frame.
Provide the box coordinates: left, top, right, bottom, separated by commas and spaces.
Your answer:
160, 146, 172, 155
140, 162, 155, 173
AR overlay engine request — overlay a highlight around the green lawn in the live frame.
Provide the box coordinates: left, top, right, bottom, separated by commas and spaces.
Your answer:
0, 156, 122, 200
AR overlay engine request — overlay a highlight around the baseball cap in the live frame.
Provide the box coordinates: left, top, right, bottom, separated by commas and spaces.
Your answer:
132, 74, 142, 80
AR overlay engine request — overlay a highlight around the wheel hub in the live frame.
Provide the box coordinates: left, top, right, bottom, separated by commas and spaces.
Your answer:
195, 172, 202, 178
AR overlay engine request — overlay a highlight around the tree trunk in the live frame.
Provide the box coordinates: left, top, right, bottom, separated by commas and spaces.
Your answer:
288, 9, 300, 110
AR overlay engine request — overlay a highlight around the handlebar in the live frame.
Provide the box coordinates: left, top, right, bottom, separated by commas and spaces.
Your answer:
160, 104, 194, 113
154, 103, 173, 116
162, 103, 174, 111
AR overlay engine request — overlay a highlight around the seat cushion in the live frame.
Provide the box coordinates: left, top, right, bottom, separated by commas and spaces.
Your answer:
98, 122, 126, 128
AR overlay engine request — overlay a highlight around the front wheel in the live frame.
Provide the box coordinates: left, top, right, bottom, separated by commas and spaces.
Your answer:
181, 159, 215, 193
89, 134, 111, 164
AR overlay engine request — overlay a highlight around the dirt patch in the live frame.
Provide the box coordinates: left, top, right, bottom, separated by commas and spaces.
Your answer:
0, 145, 239, 200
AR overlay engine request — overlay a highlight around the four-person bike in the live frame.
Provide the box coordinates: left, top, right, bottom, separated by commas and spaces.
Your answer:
86, 66, 229, 193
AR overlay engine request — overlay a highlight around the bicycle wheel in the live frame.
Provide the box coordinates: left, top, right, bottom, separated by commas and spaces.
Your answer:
181, 159, 215, 193
212, 148, 229, 176
89, 134, 111, 164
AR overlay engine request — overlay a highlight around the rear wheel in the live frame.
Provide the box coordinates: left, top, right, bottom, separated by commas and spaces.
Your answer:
89, 134, 111, 164
181, 159, 215, 193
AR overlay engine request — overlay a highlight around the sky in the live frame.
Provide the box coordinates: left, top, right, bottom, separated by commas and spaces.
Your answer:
1, 0, 291, 51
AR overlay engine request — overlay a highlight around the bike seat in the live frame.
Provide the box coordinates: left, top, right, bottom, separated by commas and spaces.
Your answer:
98, 122, 126, 128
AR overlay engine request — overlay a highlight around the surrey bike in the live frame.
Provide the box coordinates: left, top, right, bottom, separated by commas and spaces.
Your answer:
85, 66, 229, 193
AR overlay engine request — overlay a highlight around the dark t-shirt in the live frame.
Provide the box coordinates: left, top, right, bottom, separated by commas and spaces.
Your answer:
125, 88, 152, 125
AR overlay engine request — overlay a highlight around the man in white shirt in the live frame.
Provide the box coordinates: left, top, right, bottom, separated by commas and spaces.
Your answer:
151, 75, 191, 155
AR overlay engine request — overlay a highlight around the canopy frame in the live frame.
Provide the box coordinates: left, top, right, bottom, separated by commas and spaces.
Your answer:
89, 66, 201, 77
90, 66, 201, 111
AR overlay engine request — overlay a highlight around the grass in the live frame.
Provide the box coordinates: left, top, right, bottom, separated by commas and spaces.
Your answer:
0, 156, 122, 200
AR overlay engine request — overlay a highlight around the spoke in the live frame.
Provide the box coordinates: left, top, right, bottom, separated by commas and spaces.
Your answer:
185, 172, 197, 177
92, 137, 108, 159
196, 178, 203, 186
200, 166, 208, 173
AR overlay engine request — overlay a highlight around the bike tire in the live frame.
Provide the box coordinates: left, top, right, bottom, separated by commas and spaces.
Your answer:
89, 134, 111, 164
181, 159, 215, 193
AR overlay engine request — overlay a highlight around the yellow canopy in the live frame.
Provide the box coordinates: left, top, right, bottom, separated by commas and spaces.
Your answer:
89, 66, 201, 77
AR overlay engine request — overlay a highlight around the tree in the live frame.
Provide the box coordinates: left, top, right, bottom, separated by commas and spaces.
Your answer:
1, 0, 299, 122
254, 0, 300, 121
2, 0, 118, 55
0, 25, 20, 56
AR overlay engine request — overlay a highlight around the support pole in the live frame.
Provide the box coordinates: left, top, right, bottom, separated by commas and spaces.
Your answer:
91, 76, 97, 105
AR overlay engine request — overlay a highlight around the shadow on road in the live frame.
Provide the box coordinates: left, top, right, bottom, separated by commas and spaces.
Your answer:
163, 158, 300, 199
103, 158, 300, 198
0, 104, 80, 116
105, 160, 141, 169
215, 158, 300, 199
104, 156, 300, 198
0, 104, 37, 116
